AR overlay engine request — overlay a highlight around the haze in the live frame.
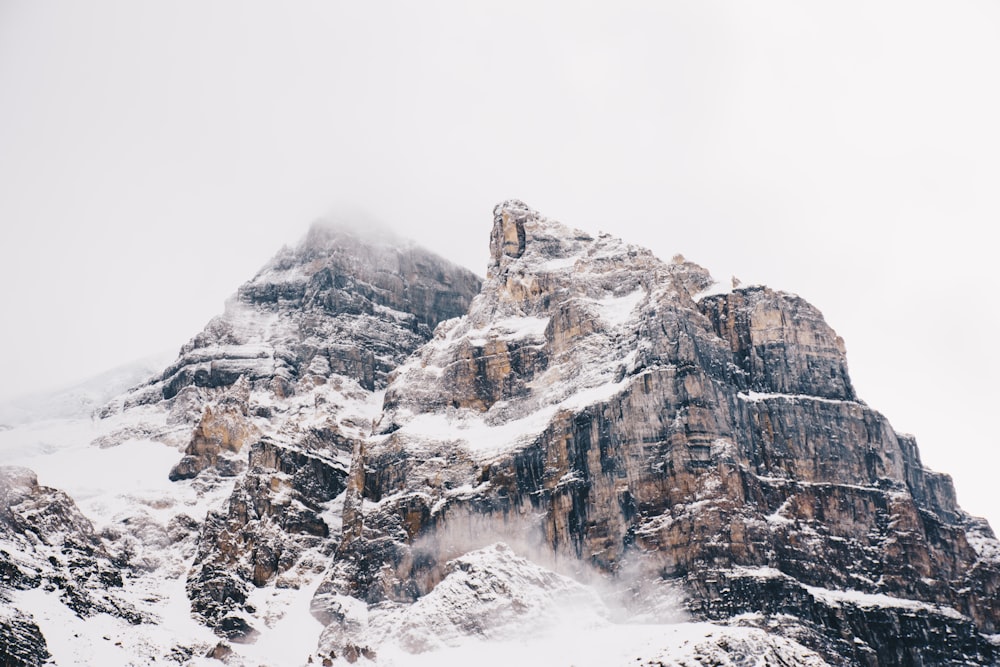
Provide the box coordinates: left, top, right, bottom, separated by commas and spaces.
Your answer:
1, 1, 998, 527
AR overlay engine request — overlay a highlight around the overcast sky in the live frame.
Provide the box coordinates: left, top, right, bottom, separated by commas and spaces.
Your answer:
1, 1, 998, 527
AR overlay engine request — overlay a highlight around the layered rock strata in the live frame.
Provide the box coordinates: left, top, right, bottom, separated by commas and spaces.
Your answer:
4, 203, 997, 666
315, 200, 999, 665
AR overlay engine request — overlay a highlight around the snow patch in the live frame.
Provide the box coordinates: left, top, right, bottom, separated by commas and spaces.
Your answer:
692, 280, 734, 303
591, 289, 645, 327
738, 390, 858, 406
401, 405, 560, 459
803, 584, 968, 620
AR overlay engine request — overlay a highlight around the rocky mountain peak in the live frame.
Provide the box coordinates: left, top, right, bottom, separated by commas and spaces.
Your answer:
3, 203, 997, 666
104, 220, 483, 411
489, 199, 533, 267
326, 203, 999, 664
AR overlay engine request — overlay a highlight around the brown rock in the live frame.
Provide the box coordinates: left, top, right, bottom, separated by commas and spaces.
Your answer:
319, 202, 999, 665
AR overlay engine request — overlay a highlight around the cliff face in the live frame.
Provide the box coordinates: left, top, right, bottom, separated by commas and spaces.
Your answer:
3, 203, 997, 666
154, 222, 484, 642
0, 218, 484, 665
318, 201, 999, 665
109, 222, 481, 409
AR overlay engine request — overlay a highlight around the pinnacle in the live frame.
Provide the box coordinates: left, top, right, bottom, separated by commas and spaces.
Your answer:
492, 199, 538, 220
490, 199, 535, 266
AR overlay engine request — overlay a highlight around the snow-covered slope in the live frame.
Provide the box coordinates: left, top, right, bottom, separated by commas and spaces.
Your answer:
316, 542, 831, 667
0, 352, 173, 427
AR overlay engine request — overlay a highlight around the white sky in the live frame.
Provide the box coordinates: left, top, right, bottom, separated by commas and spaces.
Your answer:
1, 1, 998, 528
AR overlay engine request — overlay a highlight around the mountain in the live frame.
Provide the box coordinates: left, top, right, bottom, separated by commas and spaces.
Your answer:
0, 352, 174, 427
1, 203, 997, 666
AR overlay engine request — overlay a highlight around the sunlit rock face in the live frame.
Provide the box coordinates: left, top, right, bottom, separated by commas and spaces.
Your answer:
318, 201, 999, 665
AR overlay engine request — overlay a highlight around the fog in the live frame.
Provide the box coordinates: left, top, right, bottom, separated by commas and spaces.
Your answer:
1, 1, 997, 528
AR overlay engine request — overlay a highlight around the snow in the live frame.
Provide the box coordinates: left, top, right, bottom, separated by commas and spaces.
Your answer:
399, 371, 634, 462
965, 523, 1000, 563
0, 401, 248, 665
721, 566, 968, 621
765, 498, 795, 526
559, 376, 631, 411
537, 255, 581, 272
729, 566, 788, 580
737, 390, 862, 408
738, 390, 858, 406
237, 577, 327, 667
13, 573, 219, 667
591, 289, 645, 327
401, 405, 560, 459
692, 281, 735, 303
803, 584, 968, 620
374, 614, 829, 667
0, 411, 232, 526
450, 316, 550, 347
331, 543, 829, 666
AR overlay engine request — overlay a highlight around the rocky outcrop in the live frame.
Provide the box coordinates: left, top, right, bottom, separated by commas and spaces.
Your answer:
171, 223, 482, 640
107, 221, 481, 411
9, 201, 997, 665
699, 287, 856, 400
167, 376, 259, 481
0, 608, 49, 667
316, 200, 1000, 665
0, 466, 147, 666
186, 432, 352, 640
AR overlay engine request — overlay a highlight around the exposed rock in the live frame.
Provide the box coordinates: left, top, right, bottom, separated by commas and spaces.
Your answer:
319, 201, 999, 665
700, 286, 855, 400
168, 376, 259, 481
185, 430, 351, 638
106, 220, 482, 411
0, 607, 50, 667
206, 641, 232, 661
175, 223, 481, 639
0, 466, 145, 654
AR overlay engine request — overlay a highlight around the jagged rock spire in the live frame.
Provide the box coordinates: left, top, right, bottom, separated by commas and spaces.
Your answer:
489, 199, 534, 268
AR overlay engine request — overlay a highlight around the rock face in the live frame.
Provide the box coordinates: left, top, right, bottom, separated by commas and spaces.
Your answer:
4, 203, 998, 666
168, 376, 260, 481
0, 217, 483, 663
0, 467, 146, 667
109, 220, 482, 408
316, 200, 999, 665
167, 221, 483, 640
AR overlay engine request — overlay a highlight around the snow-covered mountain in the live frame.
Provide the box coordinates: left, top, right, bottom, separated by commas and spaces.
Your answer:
0, 353, 174, 427
1, 204, 998, 666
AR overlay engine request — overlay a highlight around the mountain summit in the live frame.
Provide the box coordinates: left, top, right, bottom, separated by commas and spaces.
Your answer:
1, 203, 997, 666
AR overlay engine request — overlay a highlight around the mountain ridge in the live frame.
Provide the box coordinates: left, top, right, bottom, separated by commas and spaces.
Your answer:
1, 201, 997, 666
